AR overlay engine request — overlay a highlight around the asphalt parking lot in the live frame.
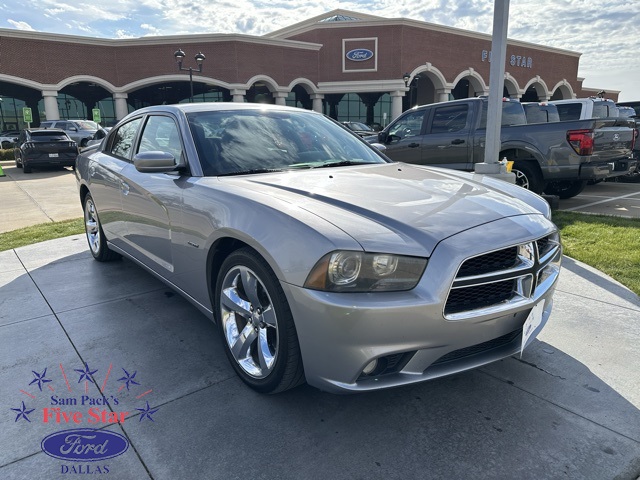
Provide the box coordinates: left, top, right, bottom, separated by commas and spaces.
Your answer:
1, 160, 639, 479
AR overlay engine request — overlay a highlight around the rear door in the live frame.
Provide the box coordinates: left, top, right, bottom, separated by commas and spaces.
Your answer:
420, 103, 472, 169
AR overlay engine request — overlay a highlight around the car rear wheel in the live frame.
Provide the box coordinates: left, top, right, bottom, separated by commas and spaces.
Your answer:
511, 161, 544, 194
22, 160, 32, 174
15, 156, 22, 168
83, 193, 120, 262
215, 248, 304, 394
544, 180, 587, 199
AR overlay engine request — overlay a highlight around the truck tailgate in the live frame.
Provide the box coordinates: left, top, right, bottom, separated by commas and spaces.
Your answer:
591, 119, 635, 162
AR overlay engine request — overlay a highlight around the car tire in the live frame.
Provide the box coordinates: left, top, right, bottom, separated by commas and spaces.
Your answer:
215, 248, 305, 394
544, 180, 587, 199
15, 156, 22, 168
22, 160, 32, 173
511, 161, 544, 194
83, 193, 120, 262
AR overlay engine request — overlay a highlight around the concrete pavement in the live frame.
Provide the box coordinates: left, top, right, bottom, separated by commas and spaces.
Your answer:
1, 234, 639, 479
0, 161, 81, 233
1, 158, 639, 478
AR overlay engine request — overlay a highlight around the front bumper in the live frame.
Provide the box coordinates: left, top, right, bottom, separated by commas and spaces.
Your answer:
284, 214, 561, 393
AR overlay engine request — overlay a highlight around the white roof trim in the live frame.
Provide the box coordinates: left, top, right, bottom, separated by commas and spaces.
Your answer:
265, 9, 384, 38
268, 13, 581, 58
0, 29, 322, 50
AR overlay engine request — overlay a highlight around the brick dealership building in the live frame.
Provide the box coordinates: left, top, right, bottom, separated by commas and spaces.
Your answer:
0, 9, 616, 130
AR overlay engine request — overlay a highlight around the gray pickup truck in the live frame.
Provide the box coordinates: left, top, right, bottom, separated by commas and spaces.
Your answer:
370, 98, 637, 198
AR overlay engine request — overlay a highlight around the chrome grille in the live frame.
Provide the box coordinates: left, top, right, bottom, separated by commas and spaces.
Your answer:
457, 246, 518, 277
536, 237, 551, 258
445, 279, 516, 314
444, 233, 561, 320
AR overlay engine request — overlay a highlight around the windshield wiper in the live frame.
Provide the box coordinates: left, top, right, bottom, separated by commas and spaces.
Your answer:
289, 160, 375, 169
217, 168, 284, 177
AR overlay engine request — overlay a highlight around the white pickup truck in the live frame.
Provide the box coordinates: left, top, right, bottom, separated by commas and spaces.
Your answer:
549, 97, 620, 120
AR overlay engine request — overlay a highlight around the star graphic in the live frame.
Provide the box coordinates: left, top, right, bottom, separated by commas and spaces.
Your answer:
136, 401, 159, 422
117, 368, 141, 391
29, 368, 52, 391
74, 362, 98, 383
11, 401, 35, 422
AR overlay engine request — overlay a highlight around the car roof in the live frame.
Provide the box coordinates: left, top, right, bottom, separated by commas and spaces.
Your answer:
27, 128, 67, 134
130, 102, 322, 117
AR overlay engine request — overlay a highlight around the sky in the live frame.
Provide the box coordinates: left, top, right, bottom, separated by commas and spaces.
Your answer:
1, 0, 638, 101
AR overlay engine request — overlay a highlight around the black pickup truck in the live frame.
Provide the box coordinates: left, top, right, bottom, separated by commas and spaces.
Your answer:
369, 98, 637, 198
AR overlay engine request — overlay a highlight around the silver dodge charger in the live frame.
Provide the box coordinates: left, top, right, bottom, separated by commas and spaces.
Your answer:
76, 103, 561, 394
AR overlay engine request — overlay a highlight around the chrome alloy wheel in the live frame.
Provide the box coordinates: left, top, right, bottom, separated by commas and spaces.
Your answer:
512, 169, 530, 190
220, 266, 279, 378
84, 197, 101, 255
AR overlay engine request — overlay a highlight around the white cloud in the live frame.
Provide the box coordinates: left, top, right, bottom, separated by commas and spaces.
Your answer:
7, 19, 35, 30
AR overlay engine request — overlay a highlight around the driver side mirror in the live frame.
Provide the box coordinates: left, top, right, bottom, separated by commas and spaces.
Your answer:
378, 131, 388, 144
133, 151, 178, 173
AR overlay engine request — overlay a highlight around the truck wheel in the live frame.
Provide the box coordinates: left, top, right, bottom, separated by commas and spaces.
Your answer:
511, 161, 544, 194
544, 180, 587, 199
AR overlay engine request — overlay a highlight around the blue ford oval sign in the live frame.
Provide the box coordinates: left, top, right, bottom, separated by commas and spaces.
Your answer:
41, 428, 129, 461
346, 49, 374, 62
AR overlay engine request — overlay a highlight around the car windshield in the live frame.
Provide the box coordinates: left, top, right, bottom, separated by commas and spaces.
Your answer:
30, 131, 70, 141
347, 122, 372, 131
187, 110, 388, 176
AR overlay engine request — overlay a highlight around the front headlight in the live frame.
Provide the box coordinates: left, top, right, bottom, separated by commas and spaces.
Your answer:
304, 251, 427, 292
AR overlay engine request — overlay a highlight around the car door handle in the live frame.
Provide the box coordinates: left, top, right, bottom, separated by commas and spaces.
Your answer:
451, 139, 465, 145
121, 181, 130, 195
408, 142, 420, 148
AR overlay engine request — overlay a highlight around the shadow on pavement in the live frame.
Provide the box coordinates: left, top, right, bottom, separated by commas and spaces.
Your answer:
1, 244, 639, 479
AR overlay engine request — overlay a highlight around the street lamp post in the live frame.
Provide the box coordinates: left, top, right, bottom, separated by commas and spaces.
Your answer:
174, 49, 206, 103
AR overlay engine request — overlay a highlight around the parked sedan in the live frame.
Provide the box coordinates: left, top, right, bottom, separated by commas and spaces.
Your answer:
76, 103, 561, 394
15, 128, 78, 173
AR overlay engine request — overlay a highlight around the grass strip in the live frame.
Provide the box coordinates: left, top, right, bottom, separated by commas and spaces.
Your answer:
552, 211, 640, 296
0, 218, 84, 252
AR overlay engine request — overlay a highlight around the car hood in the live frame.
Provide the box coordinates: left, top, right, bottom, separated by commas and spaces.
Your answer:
220, 163, 546, 257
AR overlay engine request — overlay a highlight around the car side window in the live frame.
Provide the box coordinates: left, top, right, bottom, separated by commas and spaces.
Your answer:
56, 122, 69, 130
429, 105, 469, 134
137, 116, 183, 162
388, 110, 426, 140
109, 118, 143, 161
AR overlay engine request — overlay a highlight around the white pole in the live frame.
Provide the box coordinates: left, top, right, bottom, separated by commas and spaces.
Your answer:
476, 0, 511, 176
